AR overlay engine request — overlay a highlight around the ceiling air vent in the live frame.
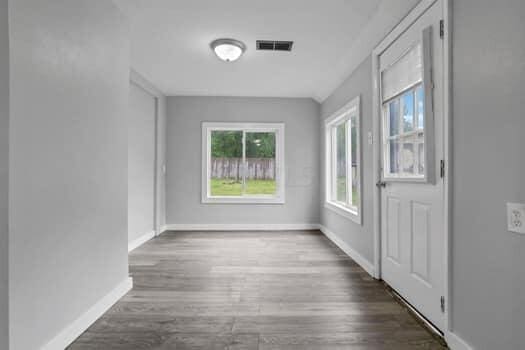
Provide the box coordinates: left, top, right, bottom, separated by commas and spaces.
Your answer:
256, 40, 294, 52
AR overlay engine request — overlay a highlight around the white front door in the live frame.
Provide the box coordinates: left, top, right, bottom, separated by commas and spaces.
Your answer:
378, 1, 445, 330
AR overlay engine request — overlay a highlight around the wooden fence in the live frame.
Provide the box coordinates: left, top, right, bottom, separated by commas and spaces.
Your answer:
211, 157, 275, 180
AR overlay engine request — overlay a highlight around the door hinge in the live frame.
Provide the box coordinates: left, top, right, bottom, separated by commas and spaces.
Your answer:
439, 19, 445, 39
440, 160, 445, 178
440, 296, 445, 313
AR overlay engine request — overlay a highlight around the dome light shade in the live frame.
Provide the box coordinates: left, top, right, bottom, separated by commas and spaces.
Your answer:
210, 38, 246, 62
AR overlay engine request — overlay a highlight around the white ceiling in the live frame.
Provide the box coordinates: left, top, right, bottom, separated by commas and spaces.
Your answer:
115, 0, 419, 102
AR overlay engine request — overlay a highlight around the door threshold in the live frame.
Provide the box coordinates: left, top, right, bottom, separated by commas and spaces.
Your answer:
383, 282, 446, 344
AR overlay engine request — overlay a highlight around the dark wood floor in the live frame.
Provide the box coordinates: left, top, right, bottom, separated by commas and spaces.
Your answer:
69, 230, 447, 349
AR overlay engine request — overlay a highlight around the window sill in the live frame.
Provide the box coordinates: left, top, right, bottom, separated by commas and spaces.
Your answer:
202, 195, 285, 205
324, 201, 361, 225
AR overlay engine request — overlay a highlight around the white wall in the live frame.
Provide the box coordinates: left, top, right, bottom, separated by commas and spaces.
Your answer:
320, 57, 374, 264
8, 1, 130, 349
451, 0, 525, 349
166, 96, 320, 226
0, 0, 9, 348
128, 82, 156, 243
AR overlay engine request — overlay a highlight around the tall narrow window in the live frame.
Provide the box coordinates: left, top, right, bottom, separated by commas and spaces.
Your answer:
324, 96, 361, 223
202, 123, 285, 204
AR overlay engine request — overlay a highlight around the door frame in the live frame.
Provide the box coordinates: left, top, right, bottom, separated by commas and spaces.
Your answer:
371, 0, 452, 336
130, 69, 163, 237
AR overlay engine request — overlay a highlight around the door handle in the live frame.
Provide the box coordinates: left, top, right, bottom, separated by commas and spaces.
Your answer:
376, 181, 387, 188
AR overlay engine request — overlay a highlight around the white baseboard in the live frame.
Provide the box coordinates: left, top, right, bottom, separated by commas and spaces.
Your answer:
318, 224, 376, 277
41, 277, 133, 350
446, 331, 474, 350
160, 225, 169, 234
164, 223, 320, 231
128, 230, 156, 252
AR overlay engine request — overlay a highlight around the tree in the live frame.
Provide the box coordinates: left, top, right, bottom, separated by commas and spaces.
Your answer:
211, 131, 242, 157
211, 131, 275, 158
246, 132, 275, 158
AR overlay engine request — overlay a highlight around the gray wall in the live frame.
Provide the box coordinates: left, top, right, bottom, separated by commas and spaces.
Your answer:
129, 71, 167, 237
166, 96, 320, 226
128, 82, 156, 243
320, 3, 525, 349
0, 0, 9, 348
157, 95, 167, 230
8, 1, 130, 349
451, 0, 525, 349
128, 71, 168, 237
320, 57, 374, 263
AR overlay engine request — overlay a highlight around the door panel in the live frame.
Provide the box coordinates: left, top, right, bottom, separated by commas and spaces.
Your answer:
386, 196, 401, 263
379, 0, 444, 331
411, 201, 430, 282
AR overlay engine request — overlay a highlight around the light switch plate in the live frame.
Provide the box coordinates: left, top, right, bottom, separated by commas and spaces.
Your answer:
507, 203, 525, 234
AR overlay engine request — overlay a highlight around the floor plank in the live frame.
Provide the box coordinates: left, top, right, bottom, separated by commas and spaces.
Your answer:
69, 230, 446, 349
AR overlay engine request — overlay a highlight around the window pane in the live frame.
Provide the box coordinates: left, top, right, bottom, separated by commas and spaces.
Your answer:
389, 140, 400, 174
402, 91, 415, 132
416, 85, 424, 129
245, 132, 276, 195
402, 143, 415, 174
389, 99, 399, 136
336, 123, 347, 202
210, 130, 243, 196
350, 116, 359, 207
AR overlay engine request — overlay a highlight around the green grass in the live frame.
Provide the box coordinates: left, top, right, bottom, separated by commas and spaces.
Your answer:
337, 177, 359, 206
245, 179, 277, 195
337, 177, 347, 202
352, 189, 359, 206
210, 178, 276, 196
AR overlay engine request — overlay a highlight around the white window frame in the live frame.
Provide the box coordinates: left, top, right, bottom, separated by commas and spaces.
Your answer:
202, 122, 285, 204
324, 96, 362, 224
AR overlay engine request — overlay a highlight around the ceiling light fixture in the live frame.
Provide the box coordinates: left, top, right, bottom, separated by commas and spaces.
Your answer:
210, 38, 246, 62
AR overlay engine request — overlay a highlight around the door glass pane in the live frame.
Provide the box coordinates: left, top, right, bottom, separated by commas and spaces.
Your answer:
402, 142, 415, 174
210, 130, 243, 196
245, 132, 276, 195
418, 143, 425, 175
402, 91, 415, 132
389, 140, 400, 174
389, 100, 399, 136
336, 123, 347, 202
416, 85, 424, 129
383, 85, 428, 179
